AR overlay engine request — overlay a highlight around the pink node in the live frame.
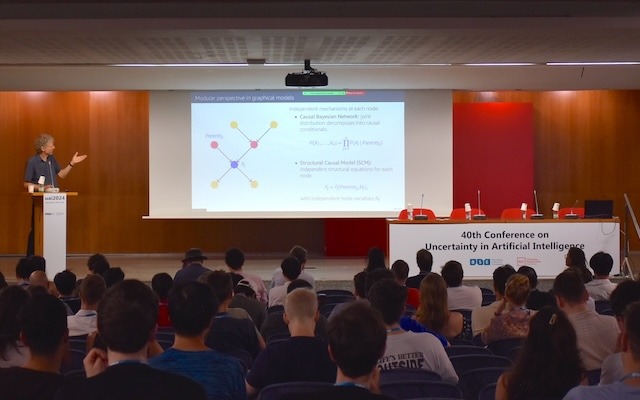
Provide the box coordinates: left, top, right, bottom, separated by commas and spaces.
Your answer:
250, 140, 258, 149
210, 141, 219, 149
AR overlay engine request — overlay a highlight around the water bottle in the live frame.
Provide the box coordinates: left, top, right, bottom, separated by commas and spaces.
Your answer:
407, 203, 413, 220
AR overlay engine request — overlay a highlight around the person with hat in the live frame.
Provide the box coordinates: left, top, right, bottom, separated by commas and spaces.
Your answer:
174, 248, 212, 286
230, 274, 267, 330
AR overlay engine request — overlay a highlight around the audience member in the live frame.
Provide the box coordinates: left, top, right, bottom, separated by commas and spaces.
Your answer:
225, 248, 268, 303
149, 281, 246, 400
369, 279, 458, 384
260, 279, 328, 340
29, 270, 50, 290
268, 256, 301, 307
565, 246, 593, 283
87, 253, 110, 276
0, 272, 7, 289
151, 272, 174, 328
0, 294, 69, 400
415, 273, 472, 342
496, 307, 585, 400
55, 279, 207, 400
327, 270, 369, 320
204, 270, 263, 360
481, 274, 534, 344
0, 286, 31, 367
554, 268, 618, 370
230, 275, 267, 330
564, 300, 640, 399
281, 302, 392, 400
27, 255, 46, 273
270, 245, 315, 288
406, 248, 433, 289
472, 265, 516, 335
600, 280, 640, 384
246, 288, 336, 398
517, 265, 555, 310
54, 270, 81, 314
174, 248, 212, 286
442, 260, 482, 310
102, 267, 125, 288
585, 251, 617, 301
15, 257, 32, 287
365, 247, 386, 272
391, 259, 420, 309
67, 274, 106, 337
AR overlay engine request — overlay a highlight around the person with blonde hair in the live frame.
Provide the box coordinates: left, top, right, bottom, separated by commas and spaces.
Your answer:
482, 273, 534, 344
415, 273, 472, 341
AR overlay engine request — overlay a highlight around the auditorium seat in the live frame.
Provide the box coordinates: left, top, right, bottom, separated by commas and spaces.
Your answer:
259, 381, 334, 400
458, 366, 507, 400
500, 208, 535, 220
445, 345, 492, 357
449, 208, 485, 220
448, 354, 512, 376
398, 208, 437, 220
379, 368, 442, 384
486, 338, 524, 358
380, 380, 463, 399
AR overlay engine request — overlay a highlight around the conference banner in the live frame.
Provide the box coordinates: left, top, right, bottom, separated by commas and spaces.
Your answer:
43, 193, 68, 279
389, 220, 620, 278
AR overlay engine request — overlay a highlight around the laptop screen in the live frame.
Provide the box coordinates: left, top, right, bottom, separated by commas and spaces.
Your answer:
584, 200, 614, 219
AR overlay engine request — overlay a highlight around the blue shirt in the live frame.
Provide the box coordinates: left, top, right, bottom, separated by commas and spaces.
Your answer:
563, 382, 640, 400
24, 154, 60, 187
149, 347, 247, 400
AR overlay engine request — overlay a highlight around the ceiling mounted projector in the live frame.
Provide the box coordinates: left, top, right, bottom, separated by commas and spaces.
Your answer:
285, 59, 328, 87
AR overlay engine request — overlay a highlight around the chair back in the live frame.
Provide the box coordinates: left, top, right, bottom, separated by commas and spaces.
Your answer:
323, 294, 355, 304
458, 367, 507, 400
478, 382, 497, 400
449, 208, 485, 220
445, 345, 492, 357
595, 300, 612, 314
486, 338, 524, 357
60, 349, 86, 375
379, 368, 442, 384
500, 208, 535, 219
380, 380, 463, 400
399, 208, 437, 220
258, 381, 334, 400
317, 289, 354, 297
223, 347, 253, 371
448, 354, 512, 376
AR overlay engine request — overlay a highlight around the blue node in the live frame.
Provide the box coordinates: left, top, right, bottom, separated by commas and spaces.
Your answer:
230, 160, 239, 168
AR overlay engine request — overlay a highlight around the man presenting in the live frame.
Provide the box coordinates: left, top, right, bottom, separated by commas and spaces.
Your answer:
24, 133, 87, 190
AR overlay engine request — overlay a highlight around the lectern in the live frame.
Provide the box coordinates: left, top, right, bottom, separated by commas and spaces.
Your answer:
31, 192, 78, 279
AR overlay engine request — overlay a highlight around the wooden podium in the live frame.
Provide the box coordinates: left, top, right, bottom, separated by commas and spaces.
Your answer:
31, 192, 78, 279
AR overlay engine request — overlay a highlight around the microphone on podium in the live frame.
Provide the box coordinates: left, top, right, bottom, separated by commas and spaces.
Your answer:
472, 190, 487, 220
531, 190, 544, 219
565, 200, 580, 219
414, 193, 428, 220
45, 161, 60, 193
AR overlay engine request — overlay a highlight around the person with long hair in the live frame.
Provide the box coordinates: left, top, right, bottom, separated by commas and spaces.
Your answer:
365, 247, 386, 272
0, 286, 31, 367
495, 307, 585, 400
481, 273, 533, 345
414, 273, 472, 341
565, 247, 593, 283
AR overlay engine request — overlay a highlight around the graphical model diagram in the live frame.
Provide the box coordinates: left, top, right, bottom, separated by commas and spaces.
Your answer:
208, 120, 277, 190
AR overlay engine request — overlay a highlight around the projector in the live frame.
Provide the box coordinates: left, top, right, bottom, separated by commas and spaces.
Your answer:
285, 71, 328, 87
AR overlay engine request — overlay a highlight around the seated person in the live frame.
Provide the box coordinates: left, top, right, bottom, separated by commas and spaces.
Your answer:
268, 256, 301, 307
471, 265, 516, 335
585, 252, 617, 301
204, 270, 263, 360
0, 286, 31, 367
270, 245, 315, 288
225, 248, 268, 304
442, 260, 482, 310
55, 280, 206, 400
564, 300, 640, 399
406, 249, 433, 289
280, 302, 393, 400
149, 281, 246, 400
260, 279, 328, 341
67, 274, 106, 337
391, 259, 420, 309
482, 274, 534, 345
369, 279, 458, 384
517, 266, 555, 310
246, 288, 336, 398
230, 275, 267, 331
0, 294, 68, 400
54, 270, 81, 314
151, 272, 173, 328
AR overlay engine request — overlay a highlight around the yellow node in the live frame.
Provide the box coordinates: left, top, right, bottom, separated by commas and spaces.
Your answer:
270, 121, 278, 129
250, 180, 259, 189
230, 121, 239, 129
210, 180, 219, 189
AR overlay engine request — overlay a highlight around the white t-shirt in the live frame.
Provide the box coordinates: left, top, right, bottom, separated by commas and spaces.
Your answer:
268, 282, 290, 307
67, 309, 98, 337
270, 268, 315, 289
447, 285, 483, 310
585, 279, 617, 301
378, 331, 458, 384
